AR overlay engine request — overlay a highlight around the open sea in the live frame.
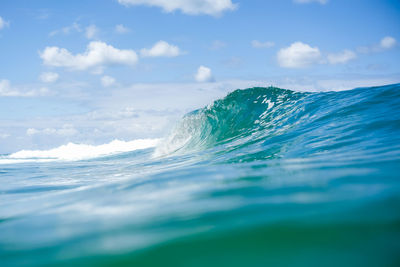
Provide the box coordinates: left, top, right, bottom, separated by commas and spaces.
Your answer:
1, 84, 400, 266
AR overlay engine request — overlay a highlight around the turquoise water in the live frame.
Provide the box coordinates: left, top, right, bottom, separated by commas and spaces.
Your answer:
1, 84, 400, 266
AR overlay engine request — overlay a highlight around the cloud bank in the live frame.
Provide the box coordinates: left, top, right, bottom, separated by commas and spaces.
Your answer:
27, 124, 78, 137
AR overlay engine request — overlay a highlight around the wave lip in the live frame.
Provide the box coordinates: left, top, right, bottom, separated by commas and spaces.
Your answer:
1, 139, 160, 164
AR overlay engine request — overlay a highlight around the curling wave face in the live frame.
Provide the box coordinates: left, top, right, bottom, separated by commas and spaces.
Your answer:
155, 87, 307, 156
156, 85, 400, 164
1, 84, 400, 267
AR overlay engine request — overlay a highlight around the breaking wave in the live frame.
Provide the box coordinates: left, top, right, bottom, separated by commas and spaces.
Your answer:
1, 84, 400, 266
155, 84, 400, 162
0, 138, 160, 163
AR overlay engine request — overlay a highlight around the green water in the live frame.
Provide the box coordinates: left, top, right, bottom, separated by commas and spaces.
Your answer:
1, 85, 400, 266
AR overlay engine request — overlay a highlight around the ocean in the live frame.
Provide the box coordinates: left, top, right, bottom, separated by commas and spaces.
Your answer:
1, 84, 400, 266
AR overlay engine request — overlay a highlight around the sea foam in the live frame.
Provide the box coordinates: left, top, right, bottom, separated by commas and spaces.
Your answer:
1, 138, 160, 163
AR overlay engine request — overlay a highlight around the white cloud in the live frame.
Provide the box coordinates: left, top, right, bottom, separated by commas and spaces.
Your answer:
380, 36, 397, 49
251, 40, 275, 48
115, 24, 130, 34
293, 0, 328, 4
49, 22, 81, 37
305, 78, 399, 92
0, 79, 49, 97
27, 124, 78, 137
85, 24, 99, 39
277, 42, 322, 68
222, 56, 242, 68
276, 37, 393, 69
210, 40, 227, 50
278, 42, 357, 67
0, 16, 9, 30
101, 75, 116, 87
358, 36, 397, 53
327, 49, 357, 64
117, 0, 238, 16
40, 41, 139, 73
195, 66, 214, 82
35, 9, 50, 20
273, 76, 400, 92
26, 128, 39, 136
140, 41, 182, 57
0, 132, 10, 139
39, 72, 59, 83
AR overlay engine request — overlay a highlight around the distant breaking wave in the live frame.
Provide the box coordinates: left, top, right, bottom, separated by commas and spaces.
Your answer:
0, 139, 160, 164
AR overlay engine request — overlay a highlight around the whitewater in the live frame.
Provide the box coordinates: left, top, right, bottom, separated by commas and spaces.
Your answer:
1, 84, 400, 266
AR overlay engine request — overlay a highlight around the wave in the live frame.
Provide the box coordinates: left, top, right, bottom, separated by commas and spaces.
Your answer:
154, 86, 303, 156
155, 84, 400, 160
0, 138, 160, 164
1, 84, 400, 266
3, 83, 400, 164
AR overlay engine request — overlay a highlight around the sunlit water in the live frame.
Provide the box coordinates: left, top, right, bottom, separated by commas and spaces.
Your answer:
1, 84, 400, 266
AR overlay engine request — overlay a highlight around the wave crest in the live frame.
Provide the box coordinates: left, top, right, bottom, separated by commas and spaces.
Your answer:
154, 87, 308, 156
155, 84, 400, 159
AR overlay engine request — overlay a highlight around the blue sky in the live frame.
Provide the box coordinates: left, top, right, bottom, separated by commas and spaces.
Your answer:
0, 0, 399, 153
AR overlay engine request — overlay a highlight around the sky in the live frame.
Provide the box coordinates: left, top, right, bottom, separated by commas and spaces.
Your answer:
0, 0, 399, 153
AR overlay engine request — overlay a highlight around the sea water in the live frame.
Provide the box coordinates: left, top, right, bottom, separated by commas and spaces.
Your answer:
1, 84, 400, 266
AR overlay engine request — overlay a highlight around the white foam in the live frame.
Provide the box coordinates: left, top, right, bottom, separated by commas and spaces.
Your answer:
1, 139, 160, 164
